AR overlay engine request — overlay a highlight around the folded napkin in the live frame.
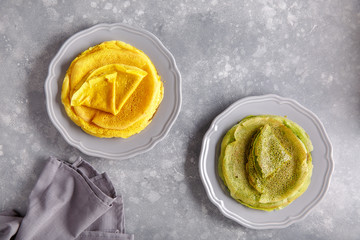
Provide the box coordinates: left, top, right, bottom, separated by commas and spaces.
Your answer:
0, 157, 134, 240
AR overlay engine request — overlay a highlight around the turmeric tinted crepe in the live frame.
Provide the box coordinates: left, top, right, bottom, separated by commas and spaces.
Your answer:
219, 115, 313, 211
61, 41, 163, 138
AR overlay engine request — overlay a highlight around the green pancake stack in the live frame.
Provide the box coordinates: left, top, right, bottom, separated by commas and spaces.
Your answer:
218, 115, 313, 211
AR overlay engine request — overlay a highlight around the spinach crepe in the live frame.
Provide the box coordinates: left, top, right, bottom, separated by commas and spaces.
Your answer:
219, 115, 313, 211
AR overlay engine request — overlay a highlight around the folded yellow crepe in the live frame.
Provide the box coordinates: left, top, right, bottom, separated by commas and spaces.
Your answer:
61, 41, 163, 138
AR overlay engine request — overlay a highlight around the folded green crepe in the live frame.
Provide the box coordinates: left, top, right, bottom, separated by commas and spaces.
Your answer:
219, 115, 313, 211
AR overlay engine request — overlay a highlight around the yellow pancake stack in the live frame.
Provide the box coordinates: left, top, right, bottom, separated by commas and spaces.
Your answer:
61, 41, 163, 138
219, 115, 313, 211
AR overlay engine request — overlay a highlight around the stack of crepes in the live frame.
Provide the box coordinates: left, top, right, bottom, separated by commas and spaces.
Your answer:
218, 115, 313, 211
61, 41, 163, 138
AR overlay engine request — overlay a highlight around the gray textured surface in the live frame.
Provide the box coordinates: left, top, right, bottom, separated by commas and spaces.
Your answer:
0, 0, 359, 239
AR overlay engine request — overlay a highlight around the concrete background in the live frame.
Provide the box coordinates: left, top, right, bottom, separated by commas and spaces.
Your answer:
0, 0, 359, 239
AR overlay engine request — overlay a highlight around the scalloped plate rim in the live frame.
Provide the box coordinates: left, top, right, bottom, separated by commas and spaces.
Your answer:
44, 23, 182, 159
199, 94, 334, 229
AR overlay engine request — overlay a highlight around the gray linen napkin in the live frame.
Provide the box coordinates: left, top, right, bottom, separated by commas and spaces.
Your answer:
0, 157, 134, 240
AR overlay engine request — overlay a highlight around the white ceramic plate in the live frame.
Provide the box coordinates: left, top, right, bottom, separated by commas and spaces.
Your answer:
45, 23, 181, 159
199, 94, 334, 229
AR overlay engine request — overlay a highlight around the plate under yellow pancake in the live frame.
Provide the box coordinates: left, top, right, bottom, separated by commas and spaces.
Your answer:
61, 40, 163, 138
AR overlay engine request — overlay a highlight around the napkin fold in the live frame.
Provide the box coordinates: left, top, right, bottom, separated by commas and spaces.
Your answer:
0, 157, 134, 240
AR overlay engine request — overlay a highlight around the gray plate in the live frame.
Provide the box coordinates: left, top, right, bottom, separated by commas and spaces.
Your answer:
45, 23, 181, 159
199, 94, 334, 229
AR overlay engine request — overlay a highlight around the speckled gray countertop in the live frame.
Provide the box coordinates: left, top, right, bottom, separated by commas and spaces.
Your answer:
1, 0, 359, 239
